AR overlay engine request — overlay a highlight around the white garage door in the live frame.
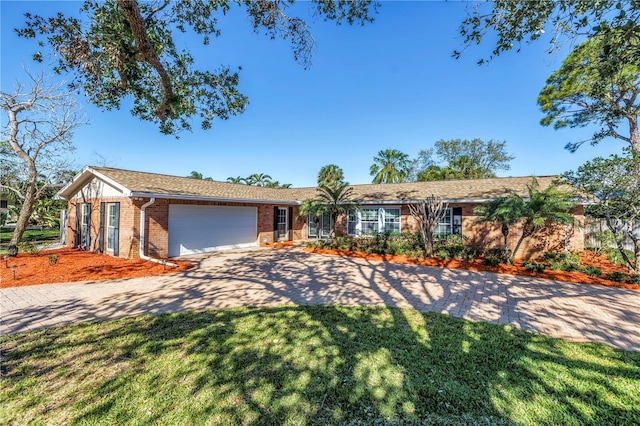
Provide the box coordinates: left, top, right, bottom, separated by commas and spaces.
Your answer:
168, 205, 257, 257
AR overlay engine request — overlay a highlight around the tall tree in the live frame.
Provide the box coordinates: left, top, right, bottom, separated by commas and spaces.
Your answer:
1, 72, 86, 256
433, 139, 514, 178
412, 139, 514, 181
226, 176, 245, 184
417, 165, 460, 182
538, 34, 640, 153
562, 150, 640, 273
317, 164, 345, 189
370, 149, 411, 184
17, 1, 377, 135
245, 173, 272, 187
187, 171, 213, 181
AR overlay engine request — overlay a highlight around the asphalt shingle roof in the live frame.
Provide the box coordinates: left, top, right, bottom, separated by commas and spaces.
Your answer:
60, 167, 578, 204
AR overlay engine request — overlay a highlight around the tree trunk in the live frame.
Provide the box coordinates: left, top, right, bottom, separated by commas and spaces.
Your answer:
510, 224, 534, 264
629, 117, 640, 155
502, 224, 510, 260
7, 181, 36, 256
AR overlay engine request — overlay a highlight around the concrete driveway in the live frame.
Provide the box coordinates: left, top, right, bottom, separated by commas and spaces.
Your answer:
1, 247, 639, 351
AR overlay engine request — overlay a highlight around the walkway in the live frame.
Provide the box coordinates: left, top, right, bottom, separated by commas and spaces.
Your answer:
1, 247, 639, 350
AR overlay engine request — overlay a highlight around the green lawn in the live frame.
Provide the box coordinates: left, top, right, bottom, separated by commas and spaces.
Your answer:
0, 227, 59, 243
1, 306, 638, 425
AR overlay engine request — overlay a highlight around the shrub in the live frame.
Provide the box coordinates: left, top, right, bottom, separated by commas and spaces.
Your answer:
542, 251, 582, 272
607, 249, 635, 266
434, 248, 450, 259
523, 262, 545, 273
626, 274, 640, 285
583, 265, 602, 277
48, 254, 59, 265
484, 256, 501, 267
406, 248, 425, 261
604, 271, 628, 282
18, 242, 40, 255
484, 248, 509, 262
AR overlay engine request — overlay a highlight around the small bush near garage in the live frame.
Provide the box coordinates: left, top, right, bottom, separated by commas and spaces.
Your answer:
605, 271, 628, 282
542, 252, 582, 272
523, 262, 545, 273
583, 265, 602, 277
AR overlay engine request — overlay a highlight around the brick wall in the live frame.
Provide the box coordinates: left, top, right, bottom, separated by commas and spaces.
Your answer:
66, 197, 138, 257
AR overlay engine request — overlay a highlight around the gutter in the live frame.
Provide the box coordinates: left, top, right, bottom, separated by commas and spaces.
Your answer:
139, 197, 178, 267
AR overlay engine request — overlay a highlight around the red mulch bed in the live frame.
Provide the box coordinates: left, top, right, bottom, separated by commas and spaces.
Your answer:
304, 247, 640, 291
1, 248, 194, 288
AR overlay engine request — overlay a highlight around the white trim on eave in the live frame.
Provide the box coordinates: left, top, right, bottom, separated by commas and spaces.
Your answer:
54, 166, 132, 200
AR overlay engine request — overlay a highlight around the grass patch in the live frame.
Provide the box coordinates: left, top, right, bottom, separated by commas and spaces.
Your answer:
1, 306, 639, 425
0, 227, 59, 244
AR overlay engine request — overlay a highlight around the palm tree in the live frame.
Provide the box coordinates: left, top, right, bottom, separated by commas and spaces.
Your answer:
317, 164, 345, 189
245, 173, 272, 187
300, 182, 358, 237
509, 179, 575, 262
227, 176, 245, 184
476, 178, 575, 263
188, 171, 213, 181
370, 149, 411, 183
474, 197, 524, 262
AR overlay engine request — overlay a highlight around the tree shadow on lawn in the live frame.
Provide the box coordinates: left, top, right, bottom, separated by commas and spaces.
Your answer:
2, 306, 639, 425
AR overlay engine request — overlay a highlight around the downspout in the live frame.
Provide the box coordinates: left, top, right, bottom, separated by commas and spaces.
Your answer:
139, 197, 178, 267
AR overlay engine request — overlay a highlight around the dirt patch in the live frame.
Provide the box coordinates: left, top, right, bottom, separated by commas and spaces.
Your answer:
1, 248, 193, 288
305, 248, 639, 291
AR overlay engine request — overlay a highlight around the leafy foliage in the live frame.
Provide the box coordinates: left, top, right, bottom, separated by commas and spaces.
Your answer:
455, 0, 640, 65
538, 34, 640, 153
301, 182, 358, 237
317, 164, 345, 189
414, 139, 514, 181
16, 0, 377, 135
562, 150, 640, 272
370, 149, 411, 183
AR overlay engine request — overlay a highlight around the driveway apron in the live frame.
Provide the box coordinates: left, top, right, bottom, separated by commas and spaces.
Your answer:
1, 247, 639, 351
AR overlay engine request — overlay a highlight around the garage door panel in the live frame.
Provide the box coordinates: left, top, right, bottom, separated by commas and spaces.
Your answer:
168, 205, 257, 257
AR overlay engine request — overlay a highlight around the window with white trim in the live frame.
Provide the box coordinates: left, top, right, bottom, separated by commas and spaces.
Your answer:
277, 208, 288, 239
348, 206, 402, 236
106, 203, 117, 251
384, 208, 401, 233
361, 208, 380, 235
434, 208, 452, 238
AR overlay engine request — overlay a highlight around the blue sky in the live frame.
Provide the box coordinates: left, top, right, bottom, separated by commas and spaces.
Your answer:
1, 1, 627, 187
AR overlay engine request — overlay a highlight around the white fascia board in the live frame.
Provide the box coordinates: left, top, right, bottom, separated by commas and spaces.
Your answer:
89, 167, 133, 196
130, 192, 301, 205
55, 166, 132, 200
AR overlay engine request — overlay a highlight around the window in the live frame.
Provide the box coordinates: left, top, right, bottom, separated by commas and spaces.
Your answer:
360, 208, 379, 235
277, 208, 288, 239
434, 207, 463, 239
0, 200, 7, 209
107, 204, 117, 251
347, 211, 358, 236
384, 208, 401, 233
348, 206, 402, 236
434, 208, 452, 238
81, 203, 91, 249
